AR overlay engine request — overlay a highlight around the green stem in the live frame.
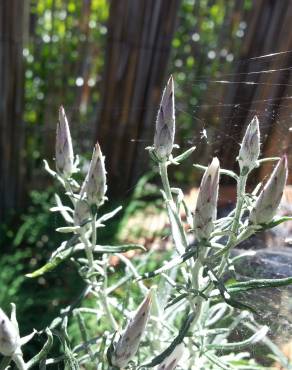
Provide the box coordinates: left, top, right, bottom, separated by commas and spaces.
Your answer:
0, 357, 11, 370
79, 215, 118, 331
158, 160, 203, 325
217, 173, 248, 277
159, 161, 173, 201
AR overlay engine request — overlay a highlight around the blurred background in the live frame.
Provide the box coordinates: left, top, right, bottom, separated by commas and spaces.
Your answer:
1, 0, 292, 361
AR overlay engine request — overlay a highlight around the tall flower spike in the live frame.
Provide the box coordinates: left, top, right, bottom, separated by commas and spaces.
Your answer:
81, 143, 107, 207
249, 155, 288, 224
156, 343, 184, 370
154, 76, 175, 160
193, 157, 220, 241
0, 308, 20, 356
110, 289, 153, 368
55, 106, 74, 178
238, 116, 260, 174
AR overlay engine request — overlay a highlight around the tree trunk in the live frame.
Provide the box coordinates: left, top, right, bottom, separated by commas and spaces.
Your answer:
96, 0, 181, 196
215, 0, 292, 184
0, 1, 26, 221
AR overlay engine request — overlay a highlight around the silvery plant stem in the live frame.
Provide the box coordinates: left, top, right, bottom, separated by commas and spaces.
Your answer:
159, 161, 173, 201
218, 173, 248, 277
79, 216, 118, 331
158, 161, 202, 313
13, 354, 27, 370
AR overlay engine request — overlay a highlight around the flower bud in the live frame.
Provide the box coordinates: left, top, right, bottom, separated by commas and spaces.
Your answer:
56, 106, 74, 178
0, 308, 20, 356
193, 157, 220, 241
157, 343, 184, 370
154, 76, 175, 160
81, 143, 107, 207
238, 116, 260, 174
249, 155, 288, 224
111, 290, 152, 368
74, 199, 91, 226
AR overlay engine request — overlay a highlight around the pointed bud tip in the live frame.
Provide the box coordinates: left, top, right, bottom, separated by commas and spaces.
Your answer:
95, 141, 102, 150
59, 105, 65, 116
167, 74, 174, 84
211, 157, 220, 166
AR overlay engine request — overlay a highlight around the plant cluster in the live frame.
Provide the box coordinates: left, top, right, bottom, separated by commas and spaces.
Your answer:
1, 77, 292, 370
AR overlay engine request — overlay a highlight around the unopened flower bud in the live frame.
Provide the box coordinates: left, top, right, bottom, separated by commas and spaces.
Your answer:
56, 106, 74, 178
81, 143, 107, 207
0, 308, 20, 356
74, 199, 91, 226
238, 116, 260, 174
111, 289, 153, 368
154, 76, 175, 160
193, 157, 220, 240
249, 155, 288, 224
157, 343, 184, 370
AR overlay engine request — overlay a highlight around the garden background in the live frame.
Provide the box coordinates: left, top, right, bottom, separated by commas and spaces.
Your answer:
1, 0, 292, 361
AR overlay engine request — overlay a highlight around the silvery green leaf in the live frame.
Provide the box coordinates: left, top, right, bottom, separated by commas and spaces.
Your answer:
139, 249, 195, 280
142, 312, 195, 368
56, 226, 81, 233
207, 326, 268, 351
171, 146, 196, 163
260, 215, 292, 230
26, 241, 144, 278
96, 206, 122, 224
193, 163, 238, 181
20, 330, 36, 346
43, 159, 58, 178
26, 328, 53, 369
226, 276, 292, 294
52, 193, 74, 224
156, 342, 184, 370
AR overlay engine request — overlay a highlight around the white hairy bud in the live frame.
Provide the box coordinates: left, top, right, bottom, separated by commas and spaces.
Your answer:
55, 106, 74, 178
154, 76, 175, 160
0, 308, 20, 356
156, 343, 184, 370
81, 143, 107, 207
111, 289, 153, 368
250, 155, 288, 224
193, 157, 220, 241
238, 116, 260, 174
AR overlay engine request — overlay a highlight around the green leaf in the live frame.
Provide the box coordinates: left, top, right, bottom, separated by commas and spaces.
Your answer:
171, 146, 196, 163
142, 312, 195, 367
226, 276, 292, 294
193, 164, 239, 181
261, 216, 292, 230
25, 246, 75, 278
207, 325, 269, 351
164, 293, 188, 309
139, 249, 196, 280
26, 242, 145, 278
95, 244, 146, 253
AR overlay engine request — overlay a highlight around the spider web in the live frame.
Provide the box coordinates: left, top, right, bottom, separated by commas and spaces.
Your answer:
128, 49, 292, 366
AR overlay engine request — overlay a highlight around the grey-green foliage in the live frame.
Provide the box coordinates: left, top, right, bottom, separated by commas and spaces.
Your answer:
1, 81, 292, 369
